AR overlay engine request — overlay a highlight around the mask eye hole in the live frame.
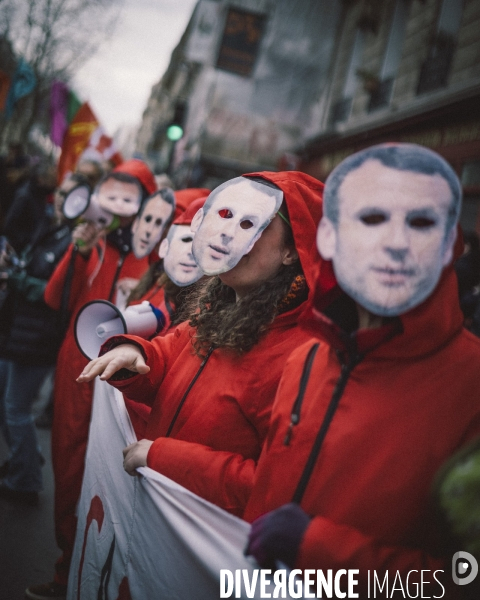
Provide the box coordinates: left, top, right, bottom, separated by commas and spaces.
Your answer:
155, 218, 163, 226
240, 219, 253, 230
182, 236, 193, 243
218, 209, 233, 219
408, 216, 436, 229
360, 213, 386, 225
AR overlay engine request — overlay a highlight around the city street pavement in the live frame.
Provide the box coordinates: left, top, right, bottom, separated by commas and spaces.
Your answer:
0, 382, 61, 600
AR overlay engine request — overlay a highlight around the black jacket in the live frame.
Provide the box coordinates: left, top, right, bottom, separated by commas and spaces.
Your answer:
0, 217, 71, 366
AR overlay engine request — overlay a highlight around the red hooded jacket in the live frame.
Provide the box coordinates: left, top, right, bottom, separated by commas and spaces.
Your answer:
43, 161, 154, 586
105, 171, 324, 516
243, 246, 480, 596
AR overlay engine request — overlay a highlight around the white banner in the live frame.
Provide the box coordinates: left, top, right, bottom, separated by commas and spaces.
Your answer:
67, 380, 302, 600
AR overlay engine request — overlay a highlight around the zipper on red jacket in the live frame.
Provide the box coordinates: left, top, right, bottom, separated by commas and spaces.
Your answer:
165, 346, 214, 437
108, 252, 126, 302
292, 349, 363, 505
284, 343, 320, 446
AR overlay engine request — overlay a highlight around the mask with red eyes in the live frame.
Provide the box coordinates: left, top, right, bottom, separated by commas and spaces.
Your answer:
190, 177, 283, 275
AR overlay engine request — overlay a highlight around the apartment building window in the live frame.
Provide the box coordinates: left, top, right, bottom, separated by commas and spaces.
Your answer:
368, 0, 409, 112
417, 0, 464, 94
330, 28, 366, 125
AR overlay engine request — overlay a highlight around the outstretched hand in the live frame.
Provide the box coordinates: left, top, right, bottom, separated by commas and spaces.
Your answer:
76, 344, 150, 382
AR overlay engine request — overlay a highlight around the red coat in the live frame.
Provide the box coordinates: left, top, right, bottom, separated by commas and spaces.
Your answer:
243, 262, 480, 594
44, 236, 149, 585
106, 171, 324, 516
109, 305, 315, 516
125, 283, 175, 436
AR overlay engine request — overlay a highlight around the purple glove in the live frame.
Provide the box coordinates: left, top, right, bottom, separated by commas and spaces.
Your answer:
245, 503, 311, 569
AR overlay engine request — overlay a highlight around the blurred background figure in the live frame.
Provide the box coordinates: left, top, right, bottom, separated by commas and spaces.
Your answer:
2, 158, 57, 254
75, 159, 104, 190
455, 230, 480, 335
0, 168, 76, 506
34, 171, 93, 430
0, 143, 30, 229
154, 173, 174, 190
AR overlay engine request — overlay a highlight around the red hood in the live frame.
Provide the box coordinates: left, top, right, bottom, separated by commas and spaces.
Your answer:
174, 188, 210, 220
301, 226, 465, 360
113, 159, 157, 196
173, 196, 207, 226
243, 171, 324, 297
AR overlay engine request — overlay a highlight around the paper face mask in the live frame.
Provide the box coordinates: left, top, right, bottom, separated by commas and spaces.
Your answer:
131, 193, 175, 259
159, 224, 203, 287
96, 178, 142, 218
317, 145, 460, 317
191, 177, 283, 275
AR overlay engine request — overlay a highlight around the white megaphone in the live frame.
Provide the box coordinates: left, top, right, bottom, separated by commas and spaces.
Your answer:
74, 300, 165, 360
62, 184, 118, 229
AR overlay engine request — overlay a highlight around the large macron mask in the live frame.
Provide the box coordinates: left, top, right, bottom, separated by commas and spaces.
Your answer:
190, 177, 283, 275
316, 144, 460, 317
131, 193, 175, 259
95, 178, 142, 218
159, 224, 202, 287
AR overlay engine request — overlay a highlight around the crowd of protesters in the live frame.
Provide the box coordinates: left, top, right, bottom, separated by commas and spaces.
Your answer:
0, 143, 479, 600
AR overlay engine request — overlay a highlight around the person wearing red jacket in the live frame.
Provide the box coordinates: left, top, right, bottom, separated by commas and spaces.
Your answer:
244, 144, 480, 599
27, 160, 157, 600
77, 171, 324, 518
126, 188, 210, 312
124, 193, 209, 436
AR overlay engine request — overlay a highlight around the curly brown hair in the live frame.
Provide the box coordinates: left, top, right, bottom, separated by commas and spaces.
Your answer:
185, 199, 308, 356
187, 259, 306, 357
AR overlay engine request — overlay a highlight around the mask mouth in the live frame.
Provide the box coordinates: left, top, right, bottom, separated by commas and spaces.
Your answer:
371, 266, 416, 276
208, 244, 229, 256
370, 266, 416, 288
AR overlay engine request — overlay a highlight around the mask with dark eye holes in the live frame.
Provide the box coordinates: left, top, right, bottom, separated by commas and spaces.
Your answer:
131, 190, 175, 259
159, 224, 203, 287
316, 143, 461, 317
191, 177, 283, 275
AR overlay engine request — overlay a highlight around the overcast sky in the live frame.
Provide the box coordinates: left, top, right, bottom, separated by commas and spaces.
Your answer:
73, 0, 198, 136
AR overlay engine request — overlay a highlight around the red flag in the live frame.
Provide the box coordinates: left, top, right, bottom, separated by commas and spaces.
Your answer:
0, 70, 11, 111
58, 102, 122, 184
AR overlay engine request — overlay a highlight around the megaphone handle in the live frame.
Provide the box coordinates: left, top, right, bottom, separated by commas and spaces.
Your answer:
96, 317, 123, 337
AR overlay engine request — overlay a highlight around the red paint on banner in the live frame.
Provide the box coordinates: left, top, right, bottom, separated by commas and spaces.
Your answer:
77, 495, 105, 599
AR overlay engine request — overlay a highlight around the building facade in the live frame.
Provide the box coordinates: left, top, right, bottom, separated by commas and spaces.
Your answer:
298, 0, 480, 231
136, 0, 480, 229
135, 0, 341, 189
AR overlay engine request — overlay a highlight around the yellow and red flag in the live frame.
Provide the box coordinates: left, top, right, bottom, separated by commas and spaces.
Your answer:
58, 102, 122, 184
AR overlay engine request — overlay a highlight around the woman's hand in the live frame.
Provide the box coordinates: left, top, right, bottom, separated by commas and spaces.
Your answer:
122, 439, 153, 476
116, 277, 140, 295
76, 344, 150, 382
72, 222, 105, 256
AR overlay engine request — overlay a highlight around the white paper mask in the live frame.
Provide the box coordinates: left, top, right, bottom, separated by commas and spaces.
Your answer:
159, 224, 203, 287
131, 192, 175, 259
191, 177, 283, 275
317, 144, 461, 317
96, 178, 142, 218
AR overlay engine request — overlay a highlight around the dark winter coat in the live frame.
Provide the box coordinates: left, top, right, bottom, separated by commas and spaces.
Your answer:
0, 219, 71, 366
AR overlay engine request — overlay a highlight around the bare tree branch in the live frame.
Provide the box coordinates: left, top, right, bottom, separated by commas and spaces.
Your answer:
0, 0, 123, 147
